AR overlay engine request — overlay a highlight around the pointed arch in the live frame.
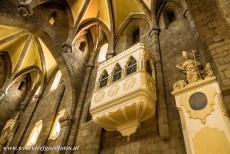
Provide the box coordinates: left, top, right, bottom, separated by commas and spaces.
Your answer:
112, 63, 122, 82
25, 120, 43, 147
126, 56, 137, 75
0, 52, 12, 88
99, 70, 109, 88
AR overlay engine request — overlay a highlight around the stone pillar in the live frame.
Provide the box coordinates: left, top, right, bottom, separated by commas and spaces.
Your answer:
149, 27, 169, 139
172, 77, 230, 154
67, 64, 94, 148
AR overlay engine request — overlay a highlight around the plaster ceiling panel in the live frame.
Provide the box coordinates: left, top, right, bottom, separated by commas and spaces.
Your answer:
0, 25, 24, 40
19, 37, 42, 73
67, 0, 84, 23
112, 0, 143, 32
0, 36, 27, 73
0, 25, 57, 78
82, 0, 111, 30
38, 38, 57, 77
143, 0, 152, 10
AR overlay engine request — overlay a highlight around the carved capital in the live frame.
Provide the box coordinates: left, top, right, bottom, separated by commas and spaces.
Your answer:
59, 114, 74, 127
17, 4, 33, 17
86, 63, 94, 69
149, 27, 160, 37
62, 43, 72, 53
183, 9, 190, 18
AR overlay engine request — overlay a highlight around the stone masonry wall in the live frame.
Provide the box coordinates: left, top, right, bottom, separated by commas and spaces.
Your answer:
100, 17, 186, 154
185, 0, 230, 108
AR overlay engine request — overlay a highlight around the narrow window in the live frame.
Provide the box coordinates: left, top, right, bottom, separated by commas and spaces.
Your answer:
126, 57, 137, 75
132, 29, 140, 45
98, 43, 108, 63
79, 41, 86, 52
49, 109, 65, 140
112, 64, 122, 82
18, 81, 25, 91
48, 11, 57, 26
50, 71, 62, 91
164, 9, 176, 28
99, 71, 109, 88
25, 120, 42, 147
146, 61, 152, 76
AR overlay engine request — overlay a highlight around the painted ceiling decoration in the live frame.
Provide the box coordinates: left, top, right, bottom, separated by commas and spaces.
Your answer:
0, 25, 57, 88
67, 0, 147, 34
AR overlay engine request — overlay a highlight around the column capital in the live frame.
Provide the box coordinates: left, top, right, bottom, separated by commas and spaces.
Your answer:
183, 9, 190, 18
59, 114, 74, 127
86, 63, 94, 69
62, 43, 72, 53
149, 27, 161, 37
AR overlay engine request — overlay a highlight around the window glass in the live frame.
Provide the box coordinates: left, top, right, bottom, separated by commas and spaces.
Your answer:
50, 71, 62, 91
49, 109, 65, 140
113, 64, 122, 82
98, 43, 108, 63
126, 57, 137, 75
99, 71, 109, 88
25, 120, 42, 147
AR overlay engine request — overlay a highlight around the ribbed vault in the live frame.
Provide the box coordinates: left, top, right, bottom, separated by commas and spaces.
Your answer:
67, 0, 153, 34
0, 25, 57, 85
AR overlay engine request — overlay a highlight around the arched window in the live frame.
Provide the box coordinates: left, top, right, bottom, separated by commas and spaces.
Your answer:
98, 43, 108, 63
79, 41, 86, 52
49, 109, 65, 140
99, 71, 109, 88
112, 64, 122, 82
164, 9, 176, 28
146, 60, 152, 76
126, 57, 137, 75
25, 120, 42, 147
50, 70, 62, 91
48, 11, 57, 26
18, 81, 25, 91
131, 28, 140, 45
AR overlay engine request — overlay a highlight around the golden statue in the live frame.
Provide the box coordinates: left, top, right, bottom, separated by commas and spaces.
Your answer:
204, 63, 214, 79
176, 50, 201, 84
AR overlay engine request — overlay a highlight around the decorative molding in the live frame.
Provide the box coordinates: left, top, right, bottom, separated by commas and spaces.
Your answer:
123, 77, 136, 90
178, 87, 216, 124
94, 91, 105, 103
108, 84, 119, 97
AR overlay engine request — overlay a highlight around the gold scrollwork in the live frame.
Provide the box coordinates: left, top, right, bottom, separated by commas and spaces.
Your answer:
178, 87, 216, 124
123, 77, 136, 90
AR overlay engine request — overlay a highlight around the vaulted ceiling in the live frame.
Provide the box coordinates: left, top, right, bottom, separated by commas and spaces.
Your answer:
67, 0, 152, 33
0, 25, 57, 85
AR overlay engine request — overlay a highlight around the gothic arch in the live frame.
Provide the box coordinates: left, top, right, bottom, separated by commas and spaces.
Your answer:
0, 52, 12, 88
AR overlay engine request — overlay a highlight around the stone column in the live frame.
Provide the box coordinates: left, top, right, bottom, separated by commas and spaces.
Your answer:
149, 27, 169, 139
172, 77, 230, 154
66, 64, 94, 149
